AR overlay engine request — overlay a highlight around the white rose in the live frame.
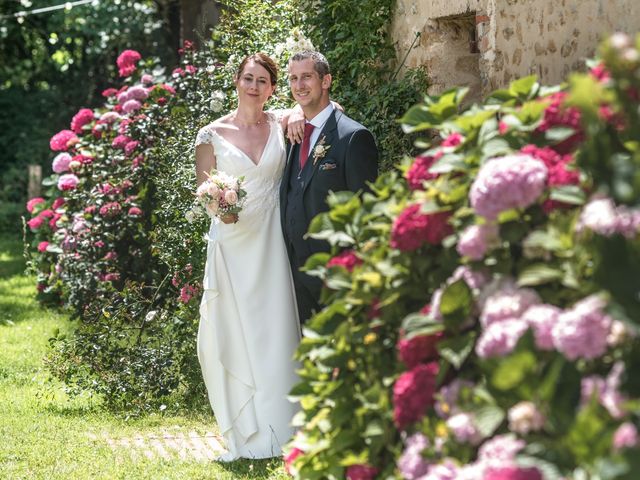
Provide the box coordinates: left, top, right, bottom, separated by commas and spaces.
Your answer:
185, 209, 196, 223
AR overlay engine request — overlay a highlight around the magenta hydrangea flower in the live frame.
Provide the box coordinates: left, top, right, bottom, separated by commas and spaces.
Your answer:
52, 152, 73, 174
521, 304, 561, 350
124, 140, 139, 156
551, 294, 612, 360
613, 422, 638, 451
117, 49, 142, 77
57, 173, 79, 191
398, 433, 430, 480
345, 464, 378, 480
393, 362, 439, 429
457, 223, 499, 260
476, 318, 529, 358
397, 332, 442, 368
326, 250, 362, 272
128, 206, 142, 217
484, 466, 543, 480
391, 204, 453, 251
50, 130, 79, 151
112, 135, 131, 149
405, 153, 441, 190
469, 155, 547, 220
122, 99, 142, 114
70, 108, 95, 134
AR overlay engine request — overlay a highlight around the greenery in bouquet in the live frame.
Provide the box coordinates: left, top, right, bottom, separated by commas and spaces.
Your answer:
285, 33, 640, 480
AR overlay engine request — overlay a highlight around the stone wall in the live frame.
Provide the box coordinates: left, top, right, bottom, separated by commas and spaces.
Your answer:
390, 0, 640, 99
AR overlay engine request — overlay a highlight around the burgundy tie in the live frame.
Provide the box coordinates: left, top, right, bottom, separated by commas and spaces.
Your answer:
299, 123, 315, 170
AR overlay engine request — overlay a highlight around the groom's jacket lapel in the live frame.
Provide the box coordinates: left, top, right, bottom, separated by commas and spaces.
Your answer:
302, 109, 339, 195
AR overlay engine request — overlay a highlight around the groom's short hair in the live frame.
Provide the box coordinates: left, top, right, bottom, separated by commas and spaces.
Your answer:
289, 51, 330, 78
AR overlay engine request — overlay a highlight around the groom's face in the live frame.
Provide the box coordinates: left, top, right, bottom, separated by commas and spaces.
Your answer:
288, 59, 331, 117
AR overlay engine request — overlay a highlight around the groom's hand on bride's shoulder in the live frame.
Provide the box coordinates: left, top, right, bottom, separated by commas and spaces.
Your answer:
286, 106, 305, 144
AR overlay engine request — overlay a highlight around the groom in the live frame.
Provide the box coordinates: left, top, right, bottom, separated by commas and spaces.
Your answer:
280, 51, 379, 325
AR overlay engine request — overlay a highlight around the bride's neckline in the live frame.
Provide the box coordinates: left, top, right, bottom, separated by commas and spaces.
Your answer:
212, 117, 274, 167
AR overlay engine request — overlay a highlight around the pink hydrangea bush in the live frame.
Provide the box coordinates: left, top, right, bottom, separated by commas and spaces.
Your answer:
287, 33, 640, 479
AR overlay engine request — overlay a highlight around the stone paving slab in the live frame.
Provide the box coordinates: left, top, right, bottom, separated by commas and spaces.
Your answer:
86, 428, 227, 461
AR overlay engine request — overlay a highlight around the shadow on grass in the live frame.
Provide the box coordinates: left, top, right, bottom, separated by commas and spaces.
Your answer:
216, 457, 284, 477
0, 235, 26, 279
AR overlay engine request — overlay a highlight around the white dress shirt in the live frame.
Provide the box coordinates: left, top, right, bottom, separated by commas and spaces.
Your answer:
307, 103, 335, 150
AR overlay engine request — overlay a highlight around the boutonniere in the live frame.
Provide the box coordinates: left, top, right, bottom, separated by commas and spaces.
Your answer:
312, 135, 330, 166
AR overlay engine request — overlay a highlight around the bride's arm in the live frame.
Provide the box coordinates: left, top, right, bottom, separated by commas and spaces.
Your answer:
195, 144, 216, 186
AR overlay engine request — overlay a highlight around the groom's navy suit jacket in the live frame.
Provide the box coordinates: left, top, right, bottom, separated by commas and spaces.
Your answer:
279, 109, 378, 323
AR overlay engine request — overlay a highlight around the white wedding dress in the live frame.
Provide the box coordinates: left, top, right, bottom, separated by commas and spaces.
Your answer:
195, 113, 300, 460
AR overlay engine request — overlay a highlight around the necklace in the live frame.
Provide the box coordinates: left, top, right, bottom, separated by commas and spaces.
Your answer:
231, 110, 266, 126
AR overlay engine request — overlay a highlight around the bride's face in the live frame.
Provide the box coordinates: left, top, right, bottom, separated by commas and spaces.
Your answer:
235, 60, 276, 105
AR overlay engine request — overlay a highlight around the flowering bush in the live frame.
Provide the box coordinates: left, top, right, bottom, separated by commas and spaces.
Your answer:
286, 33, 640, 479
28, 0, 307, 411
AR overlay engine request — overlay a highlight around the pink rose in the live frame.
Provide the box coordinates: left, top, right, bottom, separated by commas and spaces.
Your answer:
116, 49, 142, 77
50, 130, 79, 152
52, 152, 73, 173
51, 197, 65, 210
57, 173, 79, 191
37, 241, 49, 252
284, 447, 303, 475
613, 422, 638, 451
70, 108, 94, 134
224, 189, 238, 205
27, 216, 44, 231
26, 197, 45, 213
128, 206, 142, 217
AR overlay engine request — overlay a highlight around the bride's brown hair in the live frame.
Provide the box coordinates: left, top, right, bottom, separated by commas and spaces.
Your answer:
236, 52, 278, 86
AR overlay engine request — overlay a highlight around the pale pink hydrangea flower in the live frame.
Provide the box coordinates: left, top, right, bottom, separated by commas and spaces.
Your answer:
480, 284, 540, 328
552, 295, 612, 360
521, 304, 561, 350
100, 111, 121, 123
398, 433, 430, 480
613, 422, 638, 451
581, 362, 627, 418
470, 155, 547, 220
122, 99, 142, 114
141, 74, 154, 85
446, 412, 481, 444
478, 434, 525, 462
126, 85, 149, 100
52, 152, 73, 174
57, 173, 79, 191
475, 318, 529, 358
507, 401, 545, 434
422, 459, 459, 480
577, 197, 619, 236
457, 223, 499, 260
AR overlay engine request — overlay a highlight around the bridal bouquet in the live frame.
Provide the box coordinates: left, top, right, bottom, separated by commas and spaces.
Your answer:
194, 170, 247, 221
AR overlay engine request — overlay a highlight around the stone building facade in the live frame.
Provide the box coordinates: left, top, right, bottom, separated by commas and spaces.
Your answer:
390, 0, 640, 100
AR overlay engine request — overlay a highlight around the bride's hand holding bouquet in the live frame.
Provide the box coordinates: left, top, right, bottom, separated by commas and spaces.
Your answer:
195, 170, 247, 224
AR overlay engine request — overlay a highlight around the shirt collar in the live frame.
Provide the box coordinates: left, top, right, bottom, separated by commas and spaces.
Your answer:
308, 102, 334, 129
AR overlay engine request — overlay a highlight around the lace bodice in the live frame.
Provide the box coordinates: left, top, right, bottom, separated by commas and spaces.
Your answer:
195, 113, 285, 223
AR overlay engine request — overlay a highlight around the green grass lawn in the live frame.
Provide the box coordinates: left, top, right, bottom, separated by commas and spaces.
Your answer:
0, 235, 288, 479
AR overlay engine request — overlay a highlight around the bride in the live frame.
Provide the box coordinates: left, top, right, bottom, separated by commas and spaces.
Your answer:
194, 52, 302, 461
